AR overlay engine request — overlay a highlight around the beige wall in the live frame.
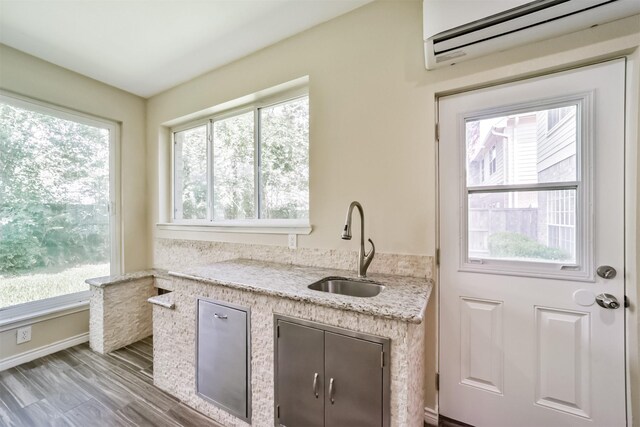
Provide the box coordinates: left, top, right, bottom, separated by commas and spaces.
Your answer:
148, 1, 436, 255
0, 44, 147, 360
0, 309, 89, 361
146, 0, 639, 414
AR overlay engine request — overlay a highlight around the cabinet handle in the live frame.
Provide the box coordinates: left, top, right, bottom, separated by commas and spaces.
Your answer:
213, 313, 228, 320
329, 377, 335, 404
313, 373, 319, 398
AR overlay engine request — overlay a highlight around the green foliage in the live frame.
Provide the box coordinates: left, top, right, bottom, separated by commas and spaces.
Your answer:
178, 126, 208, 219
260, 97, 309, 219
178, 97, 310, 221
0, 102, 110, 276
213, 111, 256, 220
488, 232, 571, 261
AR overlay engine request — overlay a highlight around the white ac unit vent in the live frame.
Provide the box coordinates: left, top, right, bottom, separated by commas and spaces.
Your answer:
424, 0, 640, 70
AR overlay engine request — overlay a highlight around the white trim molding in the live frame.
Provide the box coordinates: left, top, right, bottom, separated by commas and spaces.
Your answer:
0, 293, 90, 328
424, 406, 439, 426
0, 332, 89, 371
0, 302, 89, 332
156, 221, 312, 235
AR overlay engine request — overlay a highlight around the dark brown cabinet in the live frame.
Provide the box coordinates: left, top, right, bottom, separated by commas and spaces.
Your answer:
275, 317, 390, 427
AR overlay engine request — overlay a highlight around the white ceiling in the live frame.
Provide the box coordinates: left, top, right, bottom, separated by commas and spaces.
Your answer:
0, 0, 372, 98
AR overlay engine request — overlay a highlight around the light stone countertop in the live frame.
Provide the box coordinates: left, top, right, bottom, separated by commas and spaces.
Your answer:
148, 293, 175, 309
169, 259, 432, 324
86, 268, 170, 288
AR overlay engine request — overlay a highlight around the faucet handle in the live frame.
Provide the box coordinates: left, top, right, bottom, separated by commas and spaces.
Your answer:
361, 238, 375, 276
365, 238, 375, 258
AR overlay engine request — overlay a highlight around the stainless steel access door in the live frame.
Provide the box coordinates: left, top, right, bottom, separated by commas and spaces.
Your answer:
276, 320, 325, 427
197, 299, 250, 422
324, 332, 383, 427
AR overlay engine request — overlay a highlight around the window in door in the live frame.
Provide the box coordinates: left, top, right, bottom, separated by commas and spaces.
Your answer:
0, 94, 117, 316
463, 99, 590, 278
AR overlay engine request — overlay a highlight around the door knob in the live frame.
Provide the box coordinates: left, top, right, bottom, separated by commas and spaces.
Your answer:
596, 265, 617, 279
596, 293, 620, 309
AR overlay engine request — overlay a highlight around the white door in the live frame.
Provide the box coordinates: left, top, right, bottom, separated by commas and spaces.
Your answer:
438, 60, 626, 427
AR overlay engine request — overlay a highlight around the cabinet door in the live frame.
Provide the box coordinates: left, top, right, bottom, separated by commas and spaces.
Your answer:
276, 320, 325, 427
197, 300, 249, 421
324, 332, 383, 427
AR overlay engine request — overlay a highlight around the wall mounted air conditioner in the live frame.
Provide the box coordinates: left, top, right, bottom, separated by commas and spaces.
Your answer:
423, 0, 640, 70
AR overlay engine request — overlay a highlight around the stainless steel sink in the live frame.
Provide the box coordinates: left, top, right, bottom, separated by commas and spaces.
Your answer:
308, 276, 384, 298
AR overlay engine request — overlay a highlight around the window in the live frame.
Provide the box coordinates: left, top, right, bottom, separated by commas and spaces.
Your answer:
489, 146, 497, 175
173, 95, 309, 224
547, 189, 576, 259
465, 102, 582, 269
174, 125, 207, 220
0, 94, 116, 317
546, 106, 573, 131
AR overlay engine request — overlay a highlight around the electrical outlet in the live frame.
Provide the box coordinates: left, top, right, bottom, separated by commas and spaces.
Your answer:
288, 234, 297, 249
16, 326, 31, 344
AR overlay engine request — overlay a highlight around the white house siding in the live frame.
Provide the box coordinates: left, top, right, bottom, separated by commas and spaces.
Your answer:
535, 108, 578, 258
536, 108, 577, 175
511, 114, 538, 208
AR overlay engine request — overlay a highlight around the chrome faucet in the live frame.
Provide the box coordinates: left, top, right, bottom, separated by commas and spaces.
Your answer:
341, 201, 375, 278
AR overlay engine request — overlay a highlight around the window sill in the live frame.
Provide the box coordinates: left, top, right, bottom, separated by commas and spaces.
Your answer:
156, 220, 312, 235
0, 291, 90, 330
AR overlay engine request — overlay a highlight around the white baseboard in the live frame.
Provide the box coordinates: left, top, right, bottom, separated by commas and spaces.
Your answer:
0, 332, 89, 371
424, 406, 439, 426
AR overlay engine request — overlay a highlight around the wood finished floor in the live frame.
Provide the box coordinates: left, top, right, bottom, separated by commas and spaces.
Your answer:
0, 336, 222, 427
1, 336, 470, 427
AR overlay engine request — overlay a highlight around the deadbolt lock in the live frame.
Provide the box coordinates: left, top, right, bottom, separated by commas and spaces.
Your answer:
596, 265, 617, 279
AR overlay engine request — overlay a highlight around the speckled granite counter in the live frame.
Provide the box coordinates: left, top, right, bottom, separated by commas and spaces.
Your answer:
169, 259, 432, 324
85, 268, 170, 288
148, 292, 175, 309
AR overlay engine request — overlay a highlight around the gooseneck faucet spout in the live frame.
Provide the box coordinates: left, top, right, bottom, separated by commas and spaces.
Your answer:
341, 201, 375, 278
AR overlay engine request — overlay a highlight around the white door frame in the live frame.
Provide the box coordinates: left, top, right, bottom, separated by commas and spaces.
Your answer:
432, 51, 640, 425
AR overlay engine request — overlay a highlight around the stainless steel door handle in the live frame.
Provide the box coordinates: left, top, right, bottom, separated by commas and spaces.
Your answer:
596, 265, 617, 279
596, 293, 620, 309
313, 373, 319, 398
213, 313, 228, 319
329, 377, 335, 404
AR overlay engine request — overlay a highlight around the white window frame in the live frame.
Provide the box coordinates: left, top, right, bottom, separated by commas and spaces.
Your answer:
0, 91, 121, 323
458, 92, 595, 281
164, 87, 311, 234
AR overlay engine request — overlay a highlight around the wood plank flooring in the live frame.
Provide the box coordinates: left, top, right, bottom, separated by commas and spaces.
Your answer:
0, 337, 222, 427
2, 337, 471, 427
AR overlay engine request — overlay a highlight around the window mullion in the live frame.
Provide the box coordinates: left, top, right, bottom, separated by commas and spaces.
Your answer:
467, 181, 579, 194
172, 131, 180, 220
208, 119, 214, 222
254, 108, 261, 219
